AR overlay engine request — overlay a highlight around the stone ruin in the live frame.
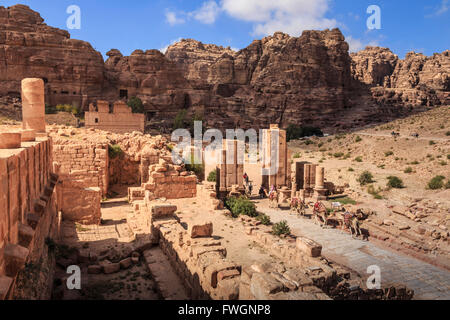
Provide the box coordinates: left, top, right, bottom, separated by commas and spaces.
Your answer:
85, 100, 145, 134
291, 162, 328, 201
1, 78, 60, 299
0, 78, 416, 301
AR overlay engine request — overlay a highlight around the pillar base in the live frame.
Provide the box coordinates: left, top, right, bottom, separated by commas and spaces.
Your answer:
313, 188, 327, 201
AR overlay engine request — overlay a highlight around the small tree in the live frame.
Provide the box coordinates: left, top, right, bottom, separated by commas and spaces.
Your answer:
357, 171, 374, 186
207, 170, 217, 182
127, 96, 144, 113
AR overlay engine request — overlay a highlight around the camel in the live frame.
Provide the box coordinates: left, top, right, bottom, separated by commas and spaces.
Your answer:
342, 211, 362, 238
313, 201, 331, 228
290, 197, 306, 216
269, 191, 279, 209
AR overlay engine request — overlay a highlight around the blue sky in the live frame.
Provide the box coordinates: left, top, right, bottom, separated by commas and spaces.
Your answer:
1, 0, 449, 60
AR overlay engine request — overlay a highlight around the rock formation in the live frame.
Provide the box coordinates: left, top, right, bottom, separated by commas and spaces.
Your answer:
0, 4, 104, 108
0, 4, 449, 132
351, 47, 449, 107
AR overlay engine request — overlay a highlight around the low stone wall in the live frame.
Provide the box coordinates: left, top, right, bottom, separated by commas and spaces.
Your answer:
238, 215, 414, 300
52, 143, 109, 196
60, 185, 101, 225
148, 204, 242, 300
142, 158, 197, 200
0, 137, 60, 300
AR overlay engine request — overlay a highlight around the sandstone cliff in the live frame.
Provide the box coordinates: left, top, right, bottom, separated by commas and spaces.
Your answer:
0, 4, 104, 108
351, 47, 449, 107
0, 4, 448, 132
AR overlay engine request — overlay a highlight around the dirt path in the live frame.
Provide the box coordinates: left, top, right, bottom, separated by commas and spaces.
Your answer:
256, 200, 450, 300
357, 132, 449, 142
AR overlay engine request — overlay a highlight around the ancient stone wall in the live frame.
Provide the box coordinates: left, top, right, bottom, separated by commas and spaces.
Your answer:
0, 136, 59, 300
52, 143, 109, 196
85, 101, 145, 134
51, 143, 106, 224
142, 157, 197, 200
147, 204, 242, 300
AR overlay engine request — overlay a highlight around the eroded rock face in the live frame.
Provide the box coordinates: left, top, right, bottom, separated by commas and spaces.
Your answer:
351, 46, 398, 87
351, 47, 449, 107
0, 5, 448, 131
391, 51, 450, 92
0, 5, 104, 108
166, 29, 353, 129
104, 49, 191, 116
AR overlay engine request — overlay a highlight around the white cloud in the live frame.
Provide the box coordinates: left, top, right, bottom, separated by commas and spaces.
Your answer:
159, 38, 182, 54
221, 0, 337, 36
193, 1, 221, 24
426, 0, 449, 17
346, 36, 364, 52
165, 11, 185, 26
165, 0, 337, 35
346, 36, 379, 53
436, 0, 449, 14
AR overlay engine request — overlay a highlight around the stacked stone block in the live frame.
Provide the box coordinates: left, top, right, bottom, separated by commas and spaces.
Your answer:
85, 100, 145, 133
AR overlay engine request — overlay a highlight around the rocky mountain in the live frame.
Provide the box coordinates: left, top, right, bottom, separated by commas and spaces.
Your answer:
0, 4, 448, 132
0, 4, 104, 108
351, 48, 449, 107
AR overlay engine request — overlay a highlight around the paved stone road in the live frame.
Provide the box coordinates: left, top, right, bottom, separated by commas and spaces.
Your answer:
258, 204, 450, 300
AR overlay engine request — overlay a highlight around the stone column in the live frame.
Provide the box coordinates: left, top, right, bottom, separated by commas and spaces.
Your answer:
315, 166, 325, 189
314, 166, 327, 201
21, 78, 46, 133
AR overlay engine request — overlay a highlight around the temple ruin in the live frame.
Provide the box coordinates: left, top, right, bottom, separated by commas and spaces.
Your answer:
0, 78, 419, 301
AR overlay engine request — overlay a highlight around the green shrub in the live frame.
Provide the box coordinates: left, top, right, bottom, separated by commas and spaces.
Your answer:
355, 136, 362, 143
446, 131, 450, 136
429, 140, 436, 145
384, 151, 394, 157
225, 197, 258, 218
348, 168, 354, 172
439, 161, 448, 166
357, 171, 374, 186
411, 160, 420, 165
55, 104, 80, 115
333, 152, 344, 158
304, 140, 314, 145
272, 220, 290, 236
293, 152, 301, 159
108, 144, 123, 159
427, 176, 445, 190
404, 167, 413, 174
387, 176, 404, 189
445, 180, 450, 189
256, 214, 271, 226
207, 170, 217, 182
127, 96, 144, 113
354, 156, 363, 163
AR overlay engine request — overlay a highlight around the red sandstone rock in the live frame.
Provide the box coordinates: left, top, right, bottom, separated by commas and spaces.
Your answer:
296, 237, 322, 258
189, 221, 213, 238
